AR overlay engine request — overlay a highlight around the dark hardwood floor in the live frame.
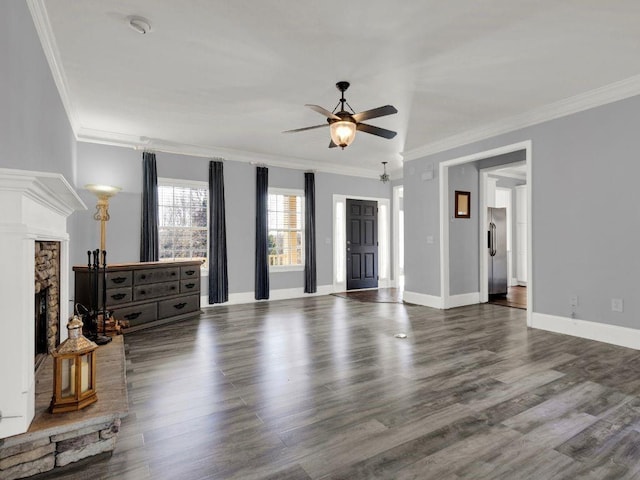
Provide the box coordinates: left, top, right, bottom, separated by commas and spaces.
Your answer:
36, 296, 640, 479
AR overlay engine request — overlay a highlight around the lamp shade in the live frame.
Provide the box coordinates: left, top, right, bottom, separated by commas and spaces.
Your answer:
85, 184, 121, 199
330, 121, 357, 149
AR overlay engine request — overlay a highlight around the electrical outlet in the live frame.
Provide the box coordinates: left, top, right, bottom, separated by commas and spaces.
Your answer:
611, 298, 624, 313
570, 296, 578, 308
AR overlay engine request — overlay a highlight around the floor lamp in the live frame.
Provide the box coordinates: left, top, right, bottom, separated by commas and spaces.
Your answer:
85, 184, 121, 252
84, 184, 121, 344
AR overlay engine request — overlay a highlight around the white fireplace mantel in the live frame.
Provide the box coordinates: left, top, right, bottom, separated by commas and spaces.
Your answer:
0, 168, 85, 439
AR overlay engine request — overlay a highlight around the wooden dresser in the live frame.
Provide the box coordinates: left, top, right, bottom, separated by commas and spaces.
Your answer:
73, 260, 203, 331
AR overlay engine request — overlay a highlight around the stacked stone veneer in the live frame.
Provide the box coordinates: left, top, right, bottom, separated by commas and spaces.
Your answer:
34, 241, 60, 352
0, 418, 120, 479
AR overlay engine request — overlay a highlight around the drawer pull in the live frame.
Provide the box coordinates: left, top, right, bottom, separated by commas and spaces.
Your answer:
124, 312, 141, 320
171, 286, 176, 290
140, 274, 146, 279
111, 277, 127, 284
171, 271, 177, 276
185, 270, 195, 276
140, 290, 146, 295
174, 302, 187, 310
185, 283, 196, 289
111, 293, 127, 300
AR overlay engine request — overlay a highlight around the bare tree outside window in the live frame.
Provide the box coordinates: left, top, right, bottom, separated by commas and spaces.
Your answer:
158, 181, 208, 268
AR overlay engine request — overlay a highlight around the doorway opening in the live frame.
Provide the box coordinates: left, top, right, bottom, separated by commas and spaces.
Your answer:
439, 140, 532, 325
332, 194, 390, 293
485, 167, 527, 310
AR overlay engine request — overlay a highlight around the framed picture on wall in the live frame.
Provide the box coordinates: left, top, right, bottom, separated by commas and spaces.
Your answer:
455, 191, 471, 218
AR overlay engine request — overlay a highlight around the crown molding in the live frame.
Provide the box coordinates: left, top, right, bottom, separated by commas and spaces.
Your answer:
402, 74, 640, 162
27, 0, 81, 136
76, 128, 383, 180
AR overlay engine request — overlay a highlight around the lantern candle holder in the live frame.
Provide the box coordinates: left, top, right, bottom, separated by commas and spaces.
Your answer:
50, 315, 98, 413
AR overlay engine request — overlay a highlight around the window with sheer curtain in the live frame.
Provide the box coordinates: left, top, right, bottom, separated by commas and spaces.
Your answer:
268, 189, 304, 270
158, 179, 208, 269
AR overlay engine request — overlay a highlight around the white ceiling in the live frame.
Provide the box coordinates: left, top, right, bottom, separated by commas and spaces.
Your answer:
32, 0, 640, 177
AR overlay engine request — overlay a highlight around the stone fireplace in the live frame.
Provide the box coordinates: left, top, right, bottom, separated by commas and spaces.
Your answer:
0, 169, 85, 439
34, 242, 61, 367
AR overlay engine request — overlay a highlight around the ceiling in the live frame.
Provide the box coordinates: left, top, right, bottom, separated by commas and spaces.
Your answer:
32, 0, 640, 177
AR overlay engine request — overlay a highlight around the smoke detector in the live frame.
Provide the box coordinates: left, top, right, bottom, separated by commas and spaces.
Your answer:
128, 16, 151, 35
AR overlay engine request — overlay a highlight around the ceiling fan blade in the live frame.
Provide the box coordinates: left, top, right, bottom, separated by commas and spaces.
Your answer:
356, 123, 397, 139
352, 105, 398, 123
329, 140, 337, 148
283, 124, 328, 133
305, 104, 340, 120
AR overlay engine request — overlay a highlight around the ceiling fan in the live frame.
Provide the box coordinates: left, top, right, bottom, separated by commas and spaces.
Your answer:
283, 81, 398, 149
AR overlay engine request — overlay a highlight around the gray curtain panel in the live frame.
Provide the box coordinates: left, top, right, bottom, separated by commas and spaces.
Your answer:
304, 172, 317, 293
255, 166, 269, 300
140, 152, 159, 262
208, 160, 228, 303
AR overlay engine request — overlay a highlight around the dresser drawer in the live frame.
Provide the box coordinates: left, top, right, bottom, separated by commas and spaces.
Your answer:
135, 267, 180, 285
106, 287, 133, 306
111, 303, 157, 327
134, 281, 179, 301
180, 278, 200, 294
158, 295, 200, 319
180, 265, 200, 280
106, 271, 132, 288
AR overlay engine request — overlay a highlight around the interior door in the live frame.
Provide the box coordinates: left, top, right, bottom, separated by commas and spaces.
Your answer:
346, 199, 378, 290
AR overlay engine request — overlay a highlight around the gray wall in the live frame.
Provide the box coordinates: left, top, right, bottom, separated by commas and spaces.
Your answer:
72, 142, 392, 297
404, 94, 640, 329
0, 1, 75, 180
403, 162, 441, 295
448, 163, 479, 295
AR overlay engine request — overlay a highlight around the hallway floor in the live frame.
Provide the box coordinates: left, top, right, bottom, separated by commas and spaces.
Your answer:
488, 286, 527, 310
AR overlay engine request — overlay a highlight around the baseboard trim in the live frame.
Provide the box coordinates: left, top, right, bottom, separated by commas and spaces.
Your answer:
403, 291, 443, 309
446, 292, 480, 308
531, 312, 640, 351
202, 285, 334, 307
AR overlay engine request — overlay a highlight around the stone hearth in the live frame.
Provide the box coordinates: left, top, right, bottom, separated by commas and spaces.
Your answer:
0, 337, 128, 479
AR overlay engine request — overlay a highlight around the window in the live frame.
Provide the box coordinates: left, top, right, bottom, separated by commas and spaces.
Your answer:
268, 189, 304, 269
158, 179, 208, 269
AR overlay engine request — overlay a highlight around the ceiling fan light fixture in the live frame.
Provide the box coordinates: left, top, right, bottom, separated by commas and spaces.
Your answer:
330, 120, 356, 149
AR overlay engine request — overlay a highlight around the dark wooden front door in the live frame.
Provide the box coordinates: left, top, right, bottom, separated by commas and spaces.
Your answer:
346, 199, 378, 290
